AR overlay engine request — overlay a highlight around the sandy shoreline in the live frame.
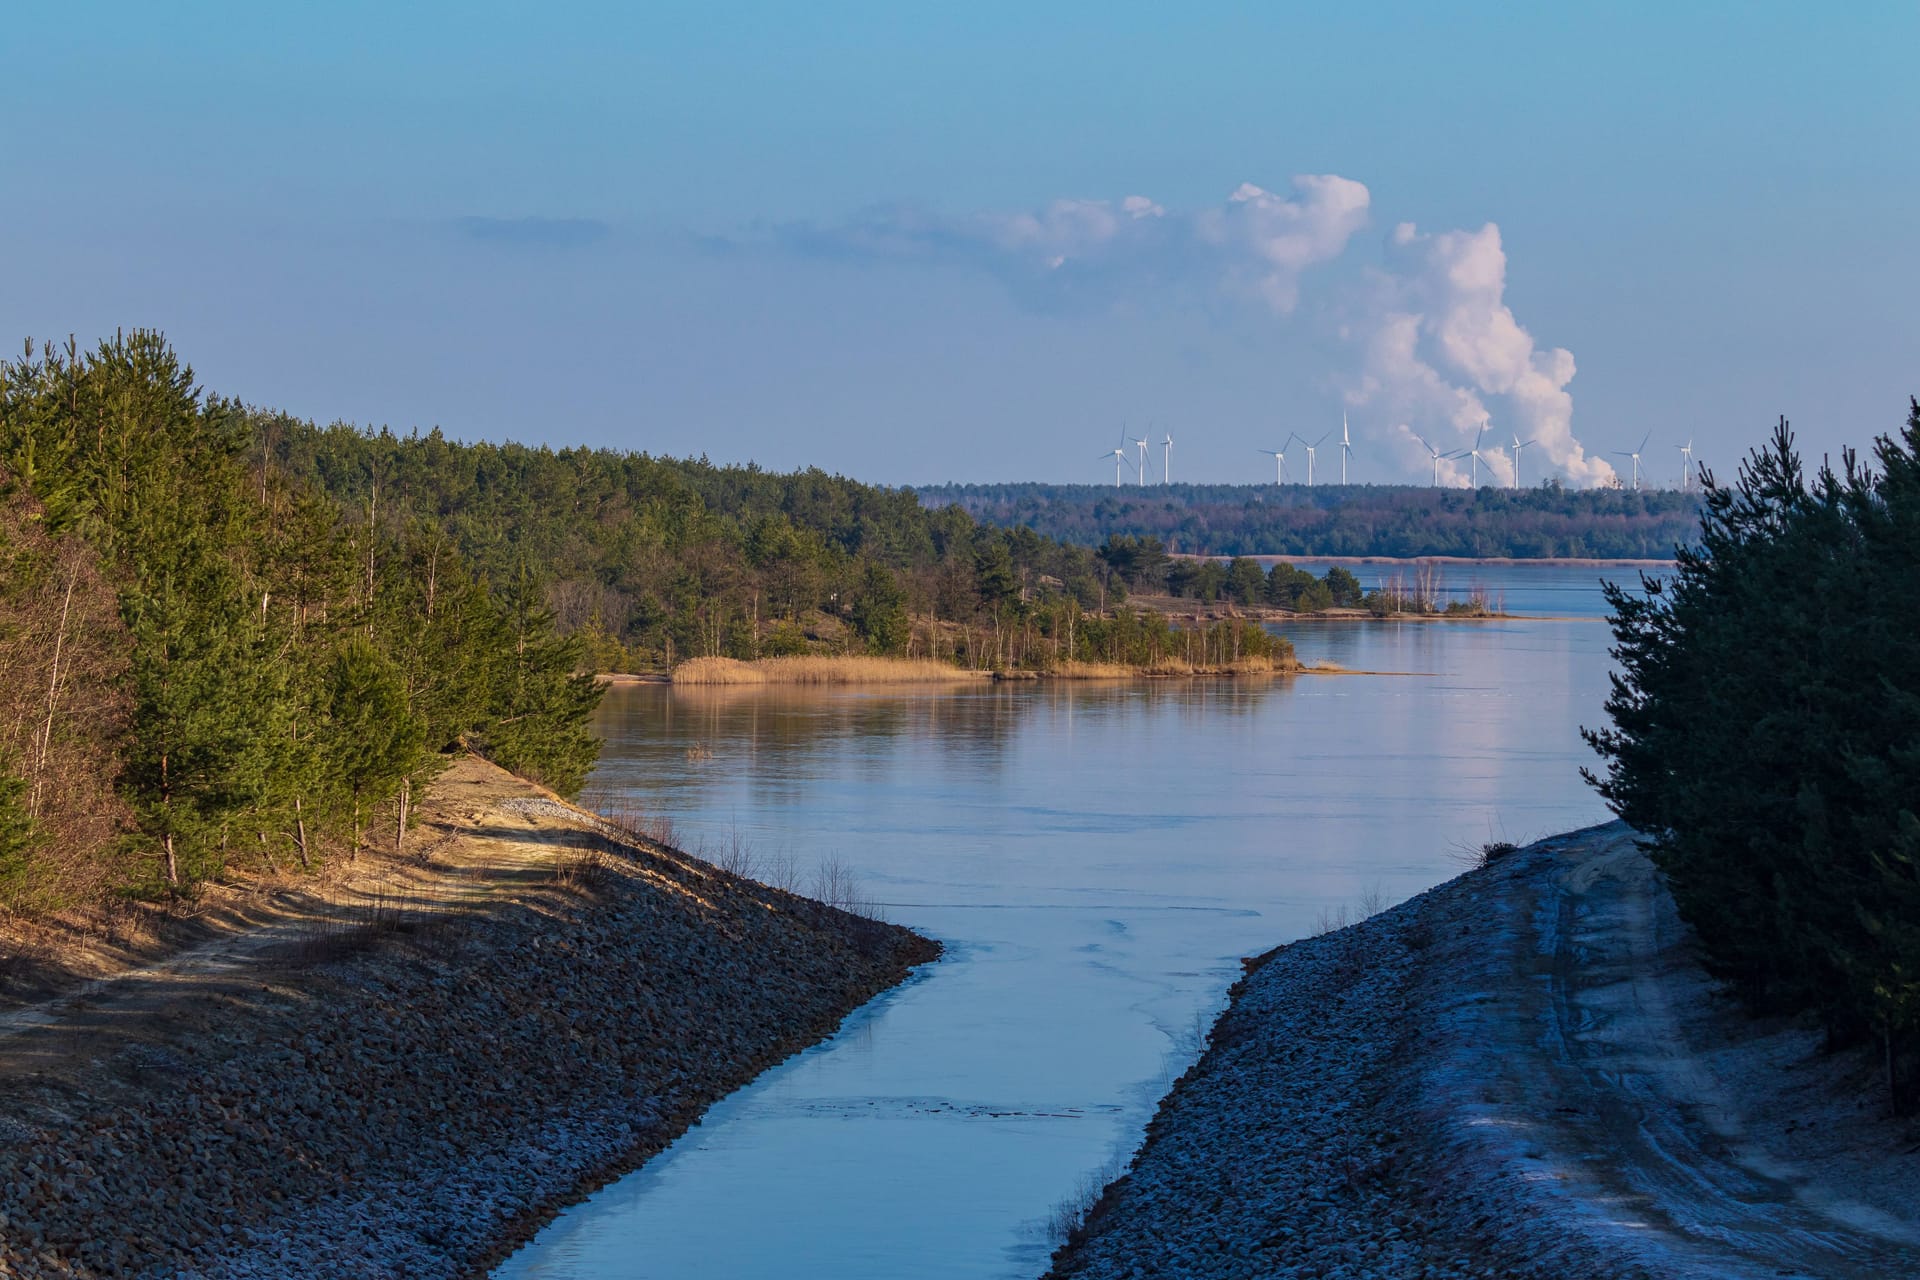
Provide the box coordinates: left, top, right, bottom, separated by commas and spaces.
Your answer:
1047, 825, 1920, 1279
0, 757, 936, 1279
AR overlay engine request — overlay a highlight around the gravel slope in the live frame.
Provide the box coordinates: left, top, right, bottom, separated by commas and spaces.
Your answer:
1046, 824, 1920, 1280
0, 757, 937, 1279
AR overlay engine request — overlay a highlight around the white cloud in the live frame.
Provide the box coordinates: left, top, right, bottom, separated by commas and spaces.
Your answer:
1351, 222, 1614, 487
1197, 176, 1372, 310
766, 175, 1368, 313
750, 174, 1614, 486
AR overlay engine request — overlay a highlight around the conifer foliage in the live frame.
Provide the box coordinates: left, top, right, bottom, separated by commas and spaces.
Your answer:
1586, 401, 1920, 1109
0, 333, 602, 907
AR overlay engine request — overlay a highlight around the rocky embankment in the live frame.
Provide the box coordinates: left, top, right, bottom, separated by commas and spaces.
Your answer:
1047, 824, 1920, 1280
0, 757, 937, 1278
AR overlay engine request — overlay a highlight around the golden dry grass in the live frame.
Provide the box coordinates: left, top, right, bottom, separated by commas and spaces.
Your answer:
1051, 656, 1283, 678
669, 655, 989, 685
1050, 661, 1140, 679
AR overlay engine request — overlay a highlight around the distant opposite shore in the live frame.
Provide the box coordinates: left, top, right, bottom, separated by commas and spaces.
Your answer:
921, 480, 1701, 563
1219, 553, 1677, 568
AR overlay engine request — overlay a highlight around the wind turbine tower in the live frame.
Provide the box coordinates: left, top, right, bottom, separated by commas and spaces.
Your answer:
1510, 435, 1536, 489
1466, 420, 1492, 488
1415, 434, 1463, 488
1162, 432, 1173, 485
1340, 414, 1353, 485
1614, 431, 1652, 490
1099, 446, 1131, 487
1259, 435, 1296, 485
1304, 431, 1332, 486
1677, 438, 1695, 490
1132, 433, 1152, 487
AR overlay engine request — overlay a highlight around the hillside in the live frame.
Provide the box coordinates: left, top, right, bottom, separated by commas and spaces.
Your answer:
0, 333, 602, 919
261, 418, 1116, 673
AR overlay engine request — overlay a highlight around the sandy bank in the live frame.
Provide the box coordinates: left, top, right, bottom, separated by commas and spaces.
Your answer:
671, 655, 989, 684
0, 757, 936, 1279
1047, 825, 1920, 1280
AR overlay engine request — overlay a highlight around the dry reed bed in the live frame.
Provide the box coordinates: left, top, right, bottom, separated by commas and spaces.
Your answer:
1052, 657, 1285, 679
670, 656, 989, 685
673, 655, 1291, 685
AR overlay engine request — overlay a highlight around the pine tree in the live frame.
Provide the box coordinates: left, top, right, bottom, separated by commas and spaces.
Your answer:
473, 565, 602, 796
320, 638, 424, 859
1587, 403, 1920, 1111
849, 561, 910, 654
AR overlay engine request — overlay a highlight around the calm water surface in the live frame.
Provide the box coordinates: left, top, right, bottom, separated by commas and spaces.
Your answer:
497, 562, 1642, 1280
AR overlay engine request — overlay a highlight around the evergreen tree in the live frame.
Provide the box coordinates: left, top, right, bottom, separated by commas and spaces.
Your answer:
321, 638, 424, 858
1225, 557, 1266, 604
849, 561, 910, 654
121, 555, 279, 888
1587, 403, 1920, 1110
475, 566, 603, 796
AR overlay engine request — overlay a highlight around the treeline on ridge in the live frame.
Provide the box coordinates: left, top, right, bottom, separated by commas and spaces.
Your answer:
259, 415, 1161, 673
0, 333, 600, 913
920, 480, 1701, 559
1586, 402, 1920, 1110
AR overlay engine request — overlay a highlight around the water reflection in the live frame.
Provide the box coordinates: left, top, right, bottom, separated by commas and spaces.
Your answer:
501, 565, 1628, 1280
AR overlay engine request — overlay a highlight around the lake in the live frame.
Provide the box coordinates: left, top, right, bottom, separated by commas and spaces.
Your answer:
496, 561, 1640, 1279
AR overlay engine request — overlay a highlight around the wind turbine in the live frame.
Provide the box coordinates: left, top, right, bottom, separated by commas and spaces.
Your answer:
1258, 435, 1296, 485
1304, 431, 1332, 486
1161, 432, 1173, 485
1131, 432, 1152, 487
1340, 413, 1354, 485
1465, 420, 1492, 488
1414, 434, 1463, 488
1676, 438, 1695, 489
1098, 445, 1133, 487
1614, 431, 1652, 490
1510, 435, 1536, 489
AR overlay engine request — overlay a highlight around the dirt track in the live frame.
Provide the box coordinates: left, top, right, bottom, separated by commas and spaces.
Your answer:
0, 756, 936, 1279
1050, 825, 1920, 1279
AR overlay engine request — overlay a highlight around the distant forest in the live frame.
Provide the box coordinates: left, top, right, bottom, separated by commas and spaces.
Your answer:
917, 482, 1703, 559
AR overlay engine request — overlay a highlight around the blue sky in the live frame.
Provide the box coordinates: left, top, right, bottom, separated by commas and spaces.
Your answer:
6, 2, 1915, 485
